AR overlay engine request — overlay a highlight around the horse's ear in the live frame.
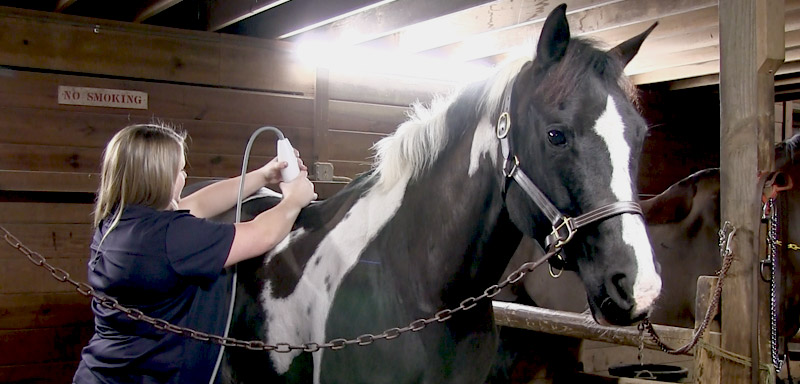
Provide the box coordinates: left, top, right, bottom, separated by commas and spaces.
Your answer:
609, 22, 658, 67
536, 4, 570, 67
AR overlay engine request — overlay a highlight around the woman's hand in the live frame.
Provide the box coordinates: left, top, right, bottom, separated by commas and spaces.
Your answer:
259, 149, 308, 185
279, 171, 317, 209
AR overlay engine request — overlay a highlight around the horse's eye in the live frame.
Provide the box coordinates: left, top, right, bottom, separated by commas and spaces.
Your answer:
548, 129, 567, 146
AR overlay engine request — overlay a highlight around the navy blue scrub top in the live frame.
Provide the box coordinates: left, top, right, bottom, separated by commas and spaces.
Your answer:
74, 205, 236, 384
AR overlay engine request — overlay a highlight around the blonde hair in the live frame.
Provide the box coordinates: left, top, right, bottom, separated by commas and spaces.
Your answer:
94, 124, 187, 233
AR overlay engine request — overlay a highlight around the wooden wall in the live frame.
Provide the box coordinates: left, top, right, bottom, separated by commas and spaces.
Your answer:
0, 6, 454, 382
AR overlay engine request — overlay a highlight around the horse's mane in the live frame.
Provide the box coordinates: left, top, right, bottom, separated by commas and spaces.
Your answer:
370, 59, 528, 190
368, 37, 635, 192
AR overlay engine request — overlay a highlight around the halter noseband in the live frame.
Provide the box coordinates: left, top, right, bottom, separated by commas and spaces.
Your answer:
496, 81, 644, 254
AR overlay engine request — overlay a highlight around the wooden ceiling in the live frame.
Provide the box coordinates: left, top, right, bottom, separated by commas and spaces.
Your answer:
1, 0, 799, 89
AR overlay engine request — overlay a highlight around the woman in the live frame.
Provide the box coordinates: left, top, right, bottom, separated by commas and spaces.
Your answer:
73, 123, 316, 383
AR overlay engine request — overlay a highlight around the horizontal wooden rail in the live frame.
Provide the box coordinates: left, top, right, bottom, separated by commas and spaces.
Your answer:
492, 301, 720, 356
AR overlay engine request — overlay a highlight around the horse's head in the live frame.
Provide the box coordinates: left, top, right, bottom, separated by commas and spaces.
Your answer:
502, 4, 660, 325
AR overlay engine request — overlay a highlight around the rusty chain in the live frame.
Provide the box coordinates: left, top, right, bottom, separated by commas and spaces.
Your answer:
641, 221, 736, 355
1, 224, 558, 353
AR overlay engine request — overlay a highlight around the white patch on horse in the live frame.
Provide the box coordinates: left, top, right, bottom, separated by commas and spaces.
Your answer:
593, 95, 661, 314
469, 115, 499, 176
260, 172, 410, 384
264, 228, 307, 263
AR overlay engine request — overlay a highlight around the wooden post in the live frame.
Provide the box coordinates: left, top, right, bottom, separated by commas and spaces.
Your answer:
313, 67, 330, 173
719, 1, 784, 383
694, 276, 721, 383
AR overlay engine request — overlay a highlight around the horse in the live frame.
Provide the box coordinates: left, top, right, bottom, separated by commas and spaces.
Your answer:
488, 167, 721, 383
196, 5, 662, 383
491, 133, 800, 383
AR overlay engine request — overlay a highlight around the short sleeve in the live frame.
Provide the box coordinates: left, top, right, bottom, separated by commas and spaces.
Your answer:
164, 212, 235, 281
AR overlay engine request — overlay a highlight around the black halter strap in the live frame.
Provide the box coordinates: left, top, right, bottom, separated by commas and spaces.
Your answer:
497, 81, 643, 251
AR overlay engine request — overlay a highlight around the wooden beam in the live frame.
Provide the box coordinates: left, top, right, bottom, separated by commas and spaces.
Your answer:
54, 0, 77, 12
283, 0, 493, 44
492, 302, 720, 356
419, 0, 715, 62
718, 1, 783, 384
229, 0, 385, 39
358, 0, 609, 53
0, 7, 314, 94
133, 0, 183, 23
206, 0, 291, 32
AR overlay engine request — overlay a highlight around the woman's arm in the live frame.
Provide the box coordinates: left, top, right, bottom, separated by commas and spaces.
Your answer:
178, 154, 307, 218
225, 171, 315, 266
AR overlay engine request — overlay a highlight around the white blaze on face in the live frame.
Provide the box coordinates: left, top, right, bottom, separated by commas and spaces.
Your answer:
260, 173, 410, 384
593, 96, 661, 314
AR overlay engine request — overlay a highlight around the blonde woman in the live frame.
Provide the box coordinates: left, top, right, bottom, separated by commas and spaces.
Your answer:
73, 124, 315, 383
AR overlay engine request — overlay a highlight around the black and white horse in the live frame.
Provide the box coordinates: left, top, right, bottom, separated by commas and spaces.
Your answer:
213, 5, 661, 383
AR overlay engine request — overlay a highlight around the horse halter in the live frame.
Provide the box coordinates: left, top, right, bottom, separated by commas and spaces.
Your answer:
496, 81, 644, 257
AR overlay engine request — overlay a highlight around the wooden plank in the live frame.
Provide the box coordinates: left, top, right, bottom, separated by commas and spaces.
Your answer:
0, 6, 314, 94
230, 0, 381, 39
694, 276, 722, 384
0, 361, 82, 384
0, 325, 92, 365
718, 0, 781, 382
421, 0, 715, 62
0, 258, 89, 294
0, 69, 315, 128
0, 202, 93, 224
329, 70, 456, 107
133, 0, 183, 23
0, 143, 316, 179
55, 0, 77, 12
218, 34, 315, 94
492, 302, 718, 356
327, 130, 386, 163
207, 0, 290, 31
329, 100, 408, 135
361, 0, 612, 53
0, 224, 91, 260
0, 292, 92, 329
0, 170, 97, 193
285, 0, 494, 43
0, 106, 314, 157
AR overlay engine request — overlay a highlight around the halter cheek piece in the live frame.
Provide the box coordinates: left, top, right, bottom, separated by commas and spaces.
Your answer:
497, 81, 644, 272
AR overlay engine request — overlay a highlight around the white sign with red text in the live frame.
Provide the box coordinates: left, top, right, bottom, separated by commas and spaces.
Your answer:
58, 86, 148, 110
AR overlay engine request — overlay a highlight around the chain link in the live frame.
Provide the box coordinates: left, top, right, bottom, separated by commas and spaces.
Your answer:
642, 221, 736, 355
765, 198, 785, 372
1, 224, 557, 353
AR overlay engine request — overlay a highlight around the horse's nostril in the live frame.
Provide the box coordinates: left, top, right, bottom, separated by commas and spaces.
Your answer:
610, 273, 633, 307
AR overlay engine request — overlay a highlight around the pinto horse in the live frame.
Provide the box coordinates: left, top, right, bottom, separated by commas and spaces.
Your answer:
202, 5, 661, 383
489, 168, 721, 383
491, 133, 800, 383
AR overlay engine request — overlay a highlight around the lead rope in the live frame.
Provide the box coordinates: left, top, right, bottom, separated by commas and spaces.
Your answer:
641, 221, 736, 355
0, 224, 560, 352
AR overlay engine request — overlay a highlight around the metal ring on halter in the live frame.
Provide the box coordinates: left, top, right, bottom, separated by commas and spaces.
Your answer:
549, 253, 565, 278
552, 217, 576, 248
496, 112, 510, 139
503, 156, 519, 177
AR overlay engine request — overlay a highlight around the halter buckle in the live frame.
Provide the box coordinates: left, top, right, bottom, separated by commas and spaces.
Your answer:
496, 112, 510, 139
503, 156, 519, 177
552, 217, 576, 248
